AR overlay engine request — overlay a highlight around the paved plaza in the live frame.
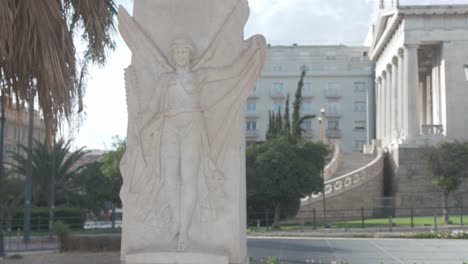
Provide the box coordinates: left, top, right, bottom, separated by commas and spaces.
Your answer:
4, 237, 468, 264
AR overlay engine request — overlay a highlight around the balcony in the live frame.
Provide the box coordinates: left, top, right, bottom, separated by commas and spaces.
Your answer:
245, 130, 259, 138
302, 91, 314, 98
326, 129, 342, 139
270, 89, 286, 99
325, 89, 341, 98
421, 124, 444, 136
325, 111, 341, 118
248, 91, 259, 99
244, 111, 259, 118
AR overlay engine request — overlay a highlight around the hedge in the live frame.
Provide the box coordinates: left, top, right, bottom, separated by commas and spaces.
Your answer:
11, 207, 86, 231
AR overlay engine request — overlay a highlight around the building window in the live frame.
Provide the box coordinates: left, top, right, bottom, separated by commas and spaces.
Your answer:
272, 82, 284, 93
327, 120, 340, 130
304, 82, 312, 93
354, 82, 366, 92
13, 127, 17, 139
301, 101, 312, 114
354, 101, 366, 112
246, 121, 257, 131
327, 82, 340, 96
326, 102, 340, 115
246, 102, 256, 112
300, 120, 312, 130
273, 65, 284, 72
354, 121, 366, 131
326, 51, 337, 60
273, 101, 284, 113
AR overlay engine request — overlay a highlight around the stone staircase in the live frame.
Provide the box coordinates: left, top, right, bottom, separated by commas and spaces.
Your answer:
297, 140, 384, 221
329, 152, 376, 180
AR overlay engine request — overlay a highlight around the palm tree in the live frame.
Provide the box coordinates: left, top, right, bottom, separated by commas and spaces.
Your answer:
8, 139, 88, 222
1, 0, 116, 243
0, 0, 117, 138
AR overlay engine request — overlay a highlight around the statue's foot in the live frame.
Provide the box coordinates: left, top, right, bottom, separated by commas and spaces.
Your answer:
177, 233, 189, 252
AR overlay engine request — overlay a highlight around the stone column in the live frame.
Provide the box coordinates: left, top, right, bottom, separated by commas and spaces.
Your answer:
386, 65, 392, 145
397, 49, 404, 139
432, 47, 441, 125
403, 44, 420, 139
391, 57, 398, 143
376, 77, 382, 140
381, 71, 387, 145
426, 72, 432, 125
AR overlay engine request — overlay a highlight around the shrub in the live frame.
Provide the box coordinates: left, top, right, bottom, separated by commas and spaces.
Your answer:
12, 207, 86, 231
53, 221, 71, 251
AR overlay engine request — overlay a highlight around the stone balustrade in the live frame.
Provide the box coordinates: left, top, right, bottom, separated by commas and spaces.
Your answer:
421, 124, 444, 136
323, 140, 340, 181
297, 140, 384, 221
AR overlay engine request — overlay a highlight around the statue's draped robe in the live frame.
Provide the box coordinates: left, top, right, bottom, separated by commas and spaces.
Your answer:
119, 0, 265, 262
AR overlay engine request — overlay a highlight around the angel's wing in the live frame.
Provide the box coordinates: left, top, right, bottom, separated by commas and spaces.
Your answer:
118, 6, 174, 73
192, 0, 245, 71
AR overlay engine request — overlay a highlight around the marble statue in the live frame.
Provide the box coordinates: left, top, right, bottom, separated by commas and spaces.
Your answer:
118, 0, 265, 263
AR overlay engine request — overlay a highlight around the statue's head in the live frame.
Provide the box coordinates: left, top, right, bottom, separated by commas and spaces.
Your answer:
171, 39, 194, 68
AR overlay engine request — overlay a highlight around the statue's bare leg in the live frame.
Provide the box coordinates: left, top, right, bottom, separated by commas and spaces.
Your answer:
177, 124, 202, 252
161, 126, 181, 236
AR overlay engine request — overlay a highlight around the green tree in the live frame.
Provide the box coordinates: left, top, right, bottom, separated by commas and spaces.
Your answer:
8, 139, 88, 207
425, 141, 468, 224
100, 137, 125, 229
2, 175, 23, 232
0, 0, 117, 136
70, 161, 110, 217
291, 67, 315, 142
247, 136, 328, 230
266, 67, 315, 141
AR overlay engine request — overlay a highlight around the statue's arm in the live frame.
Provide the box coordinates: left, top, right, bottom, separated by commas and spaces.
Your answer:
118, 5, 174, 72
200, 35, 266, 83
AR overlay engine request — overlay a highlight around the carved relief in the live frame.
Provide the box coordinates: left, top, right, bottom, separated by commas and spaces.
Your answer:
117, 0, 266, 257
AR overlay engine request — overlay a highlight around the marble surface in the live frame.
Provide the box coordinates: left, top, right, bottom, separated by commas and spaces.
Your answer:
118, 0, 265, 263
126, 253, 228, 264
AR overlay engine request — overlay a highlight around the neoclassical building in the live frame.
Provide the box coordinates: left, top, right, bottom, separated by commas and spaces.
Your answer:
369, 2, 468, 209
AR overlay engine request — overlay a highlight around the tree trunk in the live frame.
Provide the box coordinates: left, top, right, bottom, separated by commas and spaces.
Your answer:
23, 89, 35, 242
111, 202, 116, 230
272, 203, 281, 230
443, 191, 450, 225
48, 139, 56, 234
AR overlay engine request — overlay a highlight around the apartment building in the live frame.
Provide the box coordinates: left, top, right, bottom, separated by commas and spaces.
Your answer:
245, 44, 375, 152
3, 107, 46, 162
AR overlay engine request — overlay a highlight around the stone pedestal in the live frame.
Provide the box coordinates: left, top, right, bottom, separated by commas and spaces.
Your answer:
126, 253, 229, 264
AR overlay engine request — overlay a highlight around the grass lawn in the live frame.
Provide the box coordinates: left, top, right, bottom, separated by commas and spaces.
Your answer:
248, 215, 468, 232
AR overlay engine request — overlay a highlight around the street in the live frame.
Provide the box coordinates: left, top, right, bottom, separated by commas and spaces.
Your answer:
248, 237, 468, 264
4, 237, 468, 264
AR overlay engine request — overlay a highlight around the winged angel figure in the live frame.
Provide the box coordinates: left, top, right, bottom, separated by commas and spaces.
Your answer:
118, 4, 265, 252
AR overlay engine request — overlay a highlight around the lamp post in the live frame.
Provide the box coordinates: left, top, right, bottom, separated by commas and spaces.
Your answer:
319, 108, 327, 227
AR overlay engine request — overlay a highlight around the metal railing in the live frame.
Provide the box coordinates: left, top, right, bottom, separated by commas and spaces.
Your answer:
248, 205, 468, 232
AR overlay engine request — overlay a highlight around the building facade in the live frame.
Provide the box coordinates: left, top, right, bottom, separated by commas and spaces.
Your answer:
3, 107, 46, 163
369, 2, 468, 209
245, 45, 375, 152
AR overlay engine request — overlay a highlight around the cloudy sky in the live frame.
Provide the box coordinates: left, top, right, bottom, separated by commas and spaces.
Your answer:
73, 0, 468, 149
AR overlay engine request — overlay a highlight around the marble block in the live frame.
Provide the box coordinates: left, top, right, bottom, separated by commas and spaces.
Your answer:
118, 0, 265, 263
126, 253, 228, 264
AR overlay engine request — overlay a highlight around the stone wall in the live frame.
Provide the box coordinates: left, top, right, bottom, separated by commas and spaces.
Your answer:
388, 145, 468, 216
297, 142, 384, 223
